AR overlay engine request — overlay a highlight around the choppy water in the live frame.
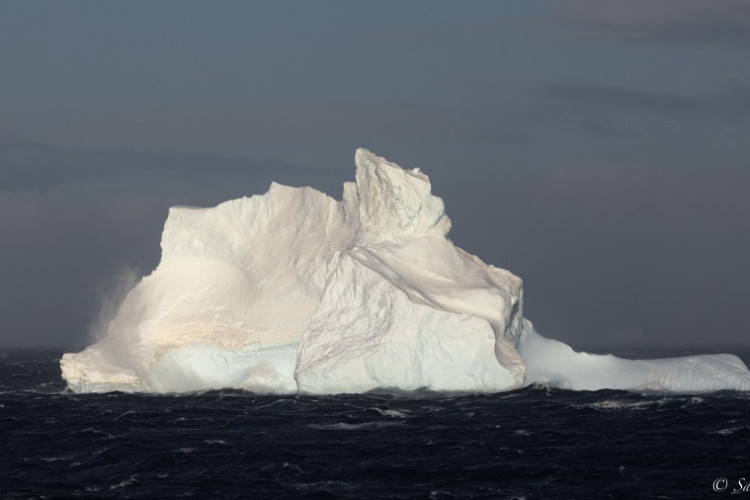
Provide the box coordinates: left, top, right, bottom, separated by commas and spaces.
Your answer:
2, 347, 750, 499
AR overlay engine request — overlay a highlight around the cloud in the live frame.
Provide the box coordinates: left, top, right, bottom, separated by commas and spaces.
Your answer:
534, 81, 750, 123
541, 0, 750, 48
0, 95, 535, 180
0, 137, 343, 193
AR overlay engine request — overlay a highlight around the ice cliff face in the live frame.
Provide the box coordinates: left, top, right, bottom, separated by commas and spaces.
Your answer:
60, 149, 750, 394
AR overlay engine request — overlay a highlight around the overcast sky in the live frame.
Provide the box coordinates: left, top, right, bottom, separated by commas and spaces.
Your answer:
1, 1, 749, 349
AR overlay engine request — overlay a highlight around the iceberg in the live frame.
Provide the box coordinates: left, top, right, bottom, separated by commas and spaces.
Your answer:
60, 149, 750, 394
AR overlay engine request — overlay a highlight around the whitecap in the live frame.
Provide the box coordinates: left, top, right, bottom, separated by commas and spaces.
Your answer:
109, 475, 138, 490
308, 421, 403, 431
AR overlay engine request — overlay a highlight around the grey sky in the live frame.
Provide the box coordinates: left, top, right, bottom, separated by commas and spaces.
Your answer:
1, 1, 748, 349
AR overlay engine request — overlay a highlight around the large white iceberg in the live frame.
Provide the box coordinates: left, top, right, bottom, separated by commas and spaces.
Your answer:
61, 149, 750, 394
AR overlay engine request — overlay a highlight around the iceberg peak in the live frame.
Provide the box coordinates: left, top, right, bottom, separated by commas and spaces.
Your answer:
353, 148, 451, 237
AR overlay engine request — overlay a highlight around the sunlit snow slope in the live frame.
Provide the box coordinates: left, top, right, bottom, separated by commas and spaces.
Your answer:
61, 149, 750, 394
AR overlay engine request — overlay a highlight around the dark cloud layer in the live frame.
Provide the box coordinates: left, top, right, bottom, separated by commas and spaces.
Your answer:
542, 0, 750, 48
535, 82, 750, 123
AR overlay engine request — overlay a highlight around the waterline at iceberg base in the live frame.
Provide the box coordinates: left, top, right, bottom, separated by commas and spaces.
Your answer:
61, 149, 750, 394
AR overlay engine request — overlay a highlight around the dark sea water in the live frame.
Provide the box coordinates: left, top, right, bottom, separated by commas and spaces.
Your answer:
2, 348, 750, 499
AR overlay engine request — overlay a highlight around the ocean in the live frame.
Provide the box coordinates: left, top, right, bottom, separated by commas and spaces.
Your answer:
2, 347, 749, 499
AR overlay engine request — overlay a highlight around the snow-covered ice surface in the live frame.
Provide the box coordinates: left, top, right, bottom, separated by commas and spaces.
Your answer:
60, 149, 750, 394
